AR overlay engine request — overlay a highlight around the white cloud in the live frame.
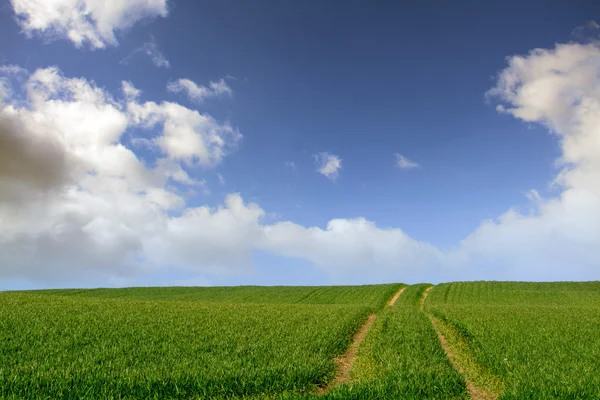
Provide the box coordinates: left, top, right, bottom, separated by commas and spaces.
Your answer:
1, 67, 436, 286
146, 194, 265, 274
217, 173, 225, 185
2, 40, 600, 287
285, 161, 297, 171
167, 78, 232, 103
154, 158, 205, 187
127, 99, 241, 167
448, 42, 600, 280
0, 66, 246, 285
121, 81, 142, 101
261, 219, 442, 280
395, 153, 420, 170
0, 65, 28, 76
314, 152, 342, 180
120, 37, 170, 68
0, 68, 154, 283
10, 0, 168, 49
209, 79, 233, 97
121, 81, 141, 99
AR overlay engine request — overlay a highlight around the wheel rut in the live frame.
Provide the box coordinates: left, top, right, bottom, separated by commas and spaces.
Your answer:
387, 286, 406, 306
317, 313, 377, 394
420, 286, 501, 400
317, 286, 406, 394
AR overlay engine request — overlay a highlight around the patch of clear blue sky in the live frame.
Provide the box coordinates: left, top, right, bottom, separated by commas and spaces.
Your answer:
0, 1, 598, 257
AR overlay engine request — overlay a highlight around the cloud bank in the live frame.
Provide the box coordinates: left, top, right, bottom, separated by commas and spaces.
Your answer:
0, 67, 242, 285
1, 40, 599, 287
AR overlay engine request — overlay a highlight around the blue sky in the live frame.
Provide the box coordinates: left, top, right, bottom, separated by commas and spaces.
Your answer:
0, 1, 599, 289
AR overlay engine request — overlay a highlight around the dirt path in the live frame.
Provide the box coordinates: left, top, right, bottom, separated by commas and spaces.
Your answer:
318, 286, 408, 394
317, 313, 377, 393
387, 286, 406, 307
420, 287, 499, 400
420, 286, 432, 311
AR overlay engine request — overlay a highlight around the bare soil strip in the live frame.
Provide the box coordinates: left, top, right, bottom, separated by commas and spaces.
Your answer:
420, 287, 501, 400
387, 286, 406, 307
318, 286, 407, 395
317, 313, 377, 394
420, 286, 432, 311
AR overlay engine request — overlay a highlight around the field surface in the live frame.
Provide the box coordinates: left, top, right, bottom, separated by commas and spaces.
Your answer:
318, 284, 468, 400
2, 281, 599, 399
426, 281, 600, 399
0, 284, 401, 399
25, 284, 400, 309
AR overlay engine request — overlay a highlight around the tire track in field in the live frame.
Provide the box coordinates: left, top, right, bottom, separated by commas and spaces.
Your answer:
317, 286, 406, 394
387, 286, 406, 306
420, 286, 500, 400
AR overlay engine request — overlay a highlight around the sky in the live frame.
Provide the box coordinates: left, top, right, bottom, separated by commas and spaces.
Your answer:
0, 0, 599, 290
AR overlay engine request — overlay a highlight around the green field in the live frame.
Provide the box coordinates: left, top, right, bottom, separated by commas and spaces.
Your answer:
2, 281, 599, 399
426, 281, 600, 399
319, 284, 468, 400
24, 284, 401, 309
0, 284, 402, 399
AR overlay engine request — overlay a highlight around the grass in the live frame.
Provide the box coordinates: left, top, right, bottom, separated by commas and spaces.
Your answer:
0, 284, 400, 399
310, 284, 468, 399
4, 281, 600, 399
23, 284, 402, 309
428, 314, 505, 398
426, 281, 600, 399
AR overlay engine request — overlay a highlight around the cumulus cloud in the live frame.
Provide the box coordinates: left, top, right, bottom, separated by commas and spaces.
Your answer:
10, 0, 168, 49
167, 78, 232, 103
395, 153, 420, 170
314, 152, 342, 180
0, 67, 437, 286
120, 37, 170, 68
0, 114, 74, 192
0, 68, 150, 283
127, 98, 241, 167
261, 219, 442, 280
146, 194, 266, 274
448, 42, 600, 280
0, 66, 245, 285
2, 39, 600, 288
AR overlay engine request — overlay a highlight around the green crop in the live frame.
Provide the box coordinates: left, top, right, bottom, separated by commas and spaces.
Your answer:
310, 284, 468, 400
24, 284, 401, 308
5, 281, 597, 399
0, 284, 400, 399
426, 281, 600, 399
